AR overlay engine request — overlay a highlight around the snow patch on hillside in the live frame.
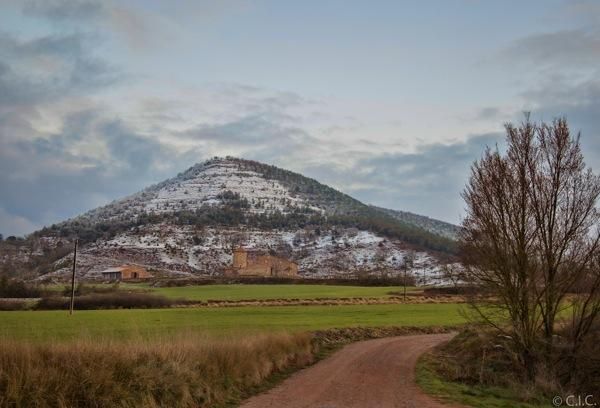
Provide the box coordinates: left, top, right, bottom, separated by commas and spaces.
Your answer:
79, 160, 323, 223
45, 225, 449, 284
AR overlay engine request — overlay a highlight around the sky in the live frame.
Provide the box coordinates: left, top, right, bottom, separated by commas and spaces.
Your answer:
1, 0, 599, 236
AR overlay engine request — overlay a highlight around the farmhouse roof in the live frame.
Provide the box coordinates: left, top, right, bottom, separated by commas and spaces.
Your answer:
101, 267, 124, 273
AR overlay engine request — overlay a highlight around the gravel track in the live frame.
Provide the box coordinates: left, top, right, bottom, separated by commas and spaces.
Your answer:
241, 333, 461, 408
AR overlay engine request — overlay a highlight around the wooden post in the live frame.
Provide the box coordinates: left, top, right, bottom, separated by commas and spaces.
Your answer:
69, 239, 78, 315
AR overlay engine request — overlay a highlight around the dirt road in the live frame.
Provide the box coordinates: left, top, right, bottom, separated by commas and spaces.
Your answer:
240, 333, 459, 408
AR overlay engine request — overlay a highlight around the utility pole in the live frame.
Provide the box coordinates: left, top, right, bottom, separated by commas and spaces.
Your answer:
403, 265, 407, 301
69, 239, 78, 315
402, 250, 415, 301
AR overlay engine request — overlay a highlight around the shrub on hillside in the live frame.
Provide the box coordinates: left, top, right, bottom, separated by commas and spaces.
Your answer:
0, 276, 44, 298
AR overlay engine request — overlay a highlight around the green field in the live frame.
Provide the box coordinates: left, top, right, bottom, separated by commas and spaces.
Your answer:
119, 283, 418, 301
0, 303, 465, 341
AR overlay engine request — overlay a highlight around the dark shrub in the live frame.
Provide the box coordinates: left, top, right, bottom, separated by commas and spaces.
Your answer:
0, 276, 44, 298
0, 299, 31, 311
36, 292, 175, 310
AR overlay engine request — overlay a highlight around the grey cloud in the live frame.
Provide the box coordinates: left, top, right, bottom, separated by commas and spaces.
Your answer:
0, 32, 120, 108
0, 110, 186, 236
522, 75, 600, 108
497, 21, 600, 169
101, 120, 179, 174
301, 133, 503, 224
0, 207, 40, 238
562, 0, 600, 27
476, 107, 502, 121
523, 76, 600, 169
207, 84, 312, 119
22, 0, 167, 51
23, 0, 105, 21
0, 27, 144, 236
179, 114, 312, 146
503, 29, 600, 69
13, 32, 86, 57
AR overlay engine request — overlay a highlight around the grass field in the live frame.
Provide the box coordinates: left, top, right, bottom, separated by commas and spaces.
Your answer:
118, 283, 419, 301
0, 303, 466, 341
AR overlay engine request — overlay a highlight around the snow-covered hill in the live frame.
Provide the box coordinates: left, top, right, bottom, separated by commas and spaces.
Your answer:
79, 158, 324, 224
21, 157, 459, 283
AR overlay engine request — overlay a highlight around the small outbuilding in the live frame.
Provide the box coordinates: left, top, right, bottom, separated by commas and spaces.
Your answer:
101, 265, 151, 281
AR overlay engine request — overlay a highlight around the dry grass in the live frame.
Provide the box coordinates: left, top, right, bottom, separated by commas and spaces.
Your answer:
0, 332, 314, 408
183, 295, 465, 308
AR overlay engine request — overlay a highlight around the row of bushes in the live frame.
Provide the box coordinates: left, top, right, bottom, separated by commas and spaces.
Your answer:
0, 292, 178, 311
152, 275, 417, 287
37, 292, 177, 310
60, 282, 121, 296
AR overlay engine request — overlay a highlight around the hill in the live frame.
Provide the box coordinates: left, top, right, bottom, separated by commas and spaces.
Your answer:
3, 157, 459, 282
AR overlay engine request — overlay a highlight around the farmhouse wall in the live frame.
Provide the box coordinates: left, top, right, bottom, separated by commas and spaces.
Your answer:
229, 248, 298, 278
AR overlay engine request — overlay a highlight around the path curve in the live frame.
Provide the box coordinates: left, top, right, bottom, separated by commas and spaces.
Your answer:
240, 333, 460, 408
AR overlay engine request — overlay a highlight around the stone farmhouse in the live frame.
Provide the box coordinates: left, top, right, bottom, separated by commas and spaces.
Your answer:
226, 247, 298, 278
101, 265, 152, 281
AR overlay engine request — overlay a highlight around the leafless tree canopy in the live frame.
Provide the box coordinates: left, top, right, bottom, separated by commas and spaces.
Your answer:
461, 118, 600, 381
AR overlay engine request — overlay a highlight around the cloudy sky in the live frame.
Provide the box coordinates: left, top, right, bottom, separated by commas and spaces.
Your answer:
1, 0, 599, 236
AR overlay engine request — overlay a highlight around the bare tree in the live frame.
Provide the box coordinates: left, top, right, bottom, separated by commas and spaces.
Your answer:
527, 120, 600, 361
461, 118, 600, 381
440, 263, 465, 288
461, 121, 541, 379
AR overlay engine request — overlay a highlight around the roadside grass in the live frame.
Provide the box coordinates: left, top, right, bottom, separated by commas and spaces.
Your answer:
0, 303, 466, 341
416, 349, 549, 408
119, 283, 419, 301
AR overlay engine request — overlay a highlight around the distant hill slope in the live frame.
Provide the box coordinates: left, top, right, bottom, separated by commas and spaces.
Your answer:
7, 157, 459, 281
371, 206, 460, 240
